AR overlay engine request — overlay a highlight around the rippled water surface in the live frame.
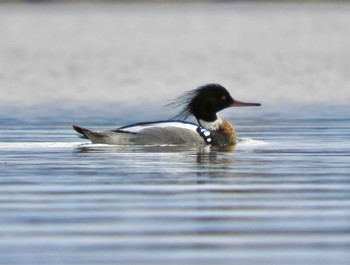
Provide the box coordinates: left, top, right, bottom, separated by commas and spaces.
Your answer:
1, 3, 350, 265
1, 112, 349, 265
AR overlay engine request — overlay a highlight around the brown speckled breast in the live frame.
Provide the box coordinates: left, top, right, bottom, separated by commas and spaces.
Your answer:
219, 119, 236, 144
210, 119, 236, 146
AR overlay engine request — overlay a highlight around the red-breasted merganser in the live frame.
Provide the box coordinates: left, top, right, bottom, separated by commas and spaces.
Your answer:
72, 84, 261, 146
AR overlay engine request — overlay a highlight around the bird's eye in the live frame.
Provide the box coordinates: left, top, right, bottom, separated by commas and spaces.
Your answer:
221, 95, 227, 101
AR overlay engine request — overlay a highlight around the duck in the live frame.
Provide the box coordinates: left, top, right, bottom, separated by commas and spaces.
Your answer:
72, 83, 261, 146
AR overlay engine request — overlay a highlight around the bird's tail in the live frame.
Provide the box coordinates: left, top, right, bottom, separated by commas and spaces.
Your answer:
72, 124, 90, 139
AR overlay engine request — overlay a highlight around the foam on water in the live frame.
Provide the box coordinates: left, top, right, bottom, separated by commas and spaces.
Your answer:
236, 137, 268, 146
0, 142, 84, 150
0, 136, 269, 151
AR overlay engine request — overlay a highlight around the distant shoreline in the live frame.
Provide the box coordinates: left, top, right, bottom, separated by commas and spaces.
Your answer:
1, 0, 350, 3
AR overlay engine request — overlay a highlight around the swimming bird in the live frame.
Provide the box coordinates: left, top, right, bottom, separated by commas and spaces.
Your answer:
72, 84, 261, 146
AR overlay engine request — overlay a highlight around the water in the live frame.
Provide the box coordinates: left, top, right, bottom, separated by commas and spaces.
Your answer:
1, 3, 350, 265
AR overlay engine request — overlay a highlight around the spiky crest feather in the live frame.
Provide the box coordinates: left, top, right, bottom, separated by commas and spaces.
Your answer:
166, 83, 224, 120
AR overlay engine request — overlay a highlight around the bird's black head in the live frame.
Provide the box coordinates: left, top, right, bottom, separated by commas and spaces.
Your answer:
169, 83, 261, 122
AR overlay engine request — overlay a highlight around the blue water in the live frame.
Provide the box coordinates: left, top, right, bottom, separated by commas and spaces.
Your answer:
1, 3, 350, 265
1, 107, 349, 265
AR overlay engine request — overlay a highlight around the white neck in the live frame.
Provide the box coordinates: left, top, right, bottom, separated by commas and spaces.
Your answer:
198, 117, 223, 130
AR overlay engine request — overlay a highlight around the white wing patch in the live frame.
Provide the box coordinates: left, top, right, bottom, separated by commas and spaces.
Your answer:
115, 121, 213, 145
119, 121, 199, 134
